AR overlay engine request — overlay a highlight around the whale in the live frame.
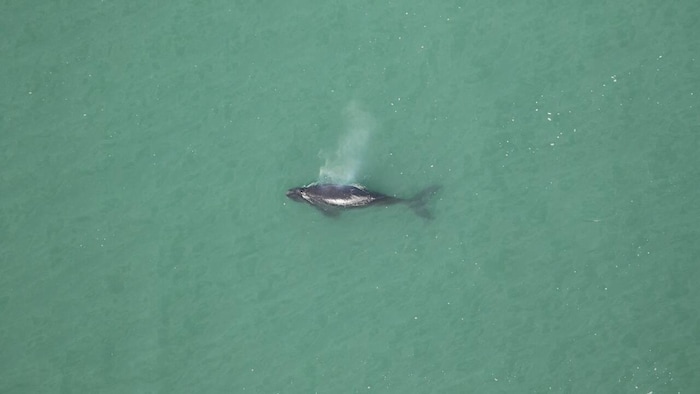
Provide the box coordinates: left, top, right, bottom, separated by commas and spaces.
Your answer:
285, 183, 440, 219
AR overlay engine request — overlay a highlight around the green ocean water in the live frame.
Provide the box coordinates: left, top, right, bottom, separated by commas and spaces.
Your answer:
2, 1, 699, 393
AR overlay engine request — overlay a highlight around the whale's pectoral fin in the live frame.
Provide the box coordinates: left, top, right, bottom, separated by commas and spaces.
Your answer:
314, 203, 341, 218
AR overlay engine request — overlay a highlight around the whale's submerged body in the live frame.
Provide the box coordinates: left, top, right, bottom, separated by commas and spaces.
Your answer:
285, 183, 440, 218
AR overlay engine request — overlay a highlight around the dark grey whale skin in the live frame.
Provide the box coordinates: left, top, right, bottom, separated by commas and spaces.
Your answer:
285, 183, 440, 219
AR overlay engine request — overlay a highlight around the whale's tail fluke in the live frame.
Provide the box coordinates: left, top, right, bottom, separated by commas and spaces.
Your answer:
407, 185, 441, 219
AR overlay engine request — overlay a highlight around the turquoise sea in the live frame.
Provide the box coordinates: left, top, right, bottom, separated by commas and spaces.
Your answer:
2, 1, 699, 393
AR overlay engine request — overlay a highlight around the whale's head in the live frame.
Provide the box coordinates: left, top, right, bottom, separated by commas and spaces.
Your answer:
286, 187, 306, 203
